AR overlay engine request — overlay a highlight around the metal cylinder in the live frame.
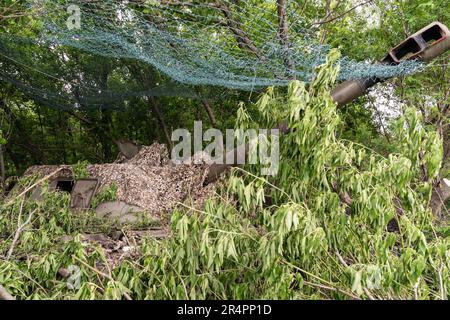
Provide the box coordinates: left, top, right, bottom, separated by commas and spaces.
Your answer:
331, 78, 379, 106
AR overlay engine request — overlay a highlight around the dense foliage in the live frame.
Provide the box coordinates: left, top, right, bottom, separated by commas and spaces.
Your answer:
1, 53, 448, 299
0, 0, 448, 300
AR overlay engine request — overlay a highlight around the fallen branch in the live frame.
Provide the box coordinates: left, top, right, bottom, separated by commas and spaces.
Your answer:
303, 280, 359, 299
3, 168, 62, 207
6, 206, 36, 260
335, 250, 349, 267
72, 255, 132, 300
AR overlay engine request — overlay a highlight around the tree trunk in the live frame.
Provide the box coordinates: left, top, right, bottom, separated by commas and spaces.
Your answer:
148, 97, 173, 150
100, 110, 113, 161
0, 144, 5, 189
430, 178, 450, 218
99, 67, 113, 162
277, 0, 294, 75
57, 110, 68, 163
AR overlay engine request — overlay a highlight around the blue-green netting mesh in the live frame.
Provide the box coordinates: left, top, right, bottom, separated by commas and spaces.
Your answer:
0, 0, 424, 110
0, 35, 198, 110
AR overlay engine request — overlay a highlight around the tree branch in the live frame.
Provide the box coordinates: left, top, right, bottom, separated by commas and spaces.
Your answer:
215, 1, 263, 59
0, 145, 5, 191
201, 98, 217, 126
72, 255, 132, 300
6, 199, 36, 260
148, 96, 173, 150
3, 168, 63, 207
312, 0, 373, 26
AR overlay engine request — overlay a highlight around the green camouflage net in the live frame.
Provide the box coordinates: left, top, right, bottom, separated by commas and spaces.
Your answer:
0, 0, 424, 110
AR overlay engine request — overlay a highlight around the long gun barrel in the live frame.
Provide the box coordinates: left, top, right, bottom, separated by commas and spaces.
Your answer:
206, 21, 450, 184
331, 21, 450, 106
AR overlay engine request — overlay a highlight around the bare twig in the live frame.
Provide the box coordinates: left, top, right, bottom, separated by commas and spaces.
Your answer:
363, 287, 376, 300
335, 250, 349, 267
335, 252, 375, 300
312, 0, 373, 26
0, 2, 44, 22
215, 1, 263, 59
277, 0, 294, 75
302, 279, 361, 300
303, 280, 360, 299
283, 259, 361, 300
438, 263, 446, 300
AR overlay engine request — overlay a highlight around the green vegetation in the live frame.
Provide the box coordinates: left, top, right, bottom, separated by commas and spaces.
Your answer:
90, 183, 117, 209
72, 161, 90, 180
1, 55, 448, 299
0, 0, 448, 300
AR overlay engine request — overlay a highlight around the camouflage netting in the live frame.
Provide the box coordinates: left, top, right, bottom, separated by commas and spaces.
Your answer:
0, 0, 424, 110
23, 143, 221, 217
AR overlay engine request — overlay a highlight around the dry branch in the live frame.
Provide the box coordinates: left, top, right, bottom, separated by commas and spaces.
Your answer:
311, 0, 373, 26
0, 145, 5, 190
6, 206, 36, 260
